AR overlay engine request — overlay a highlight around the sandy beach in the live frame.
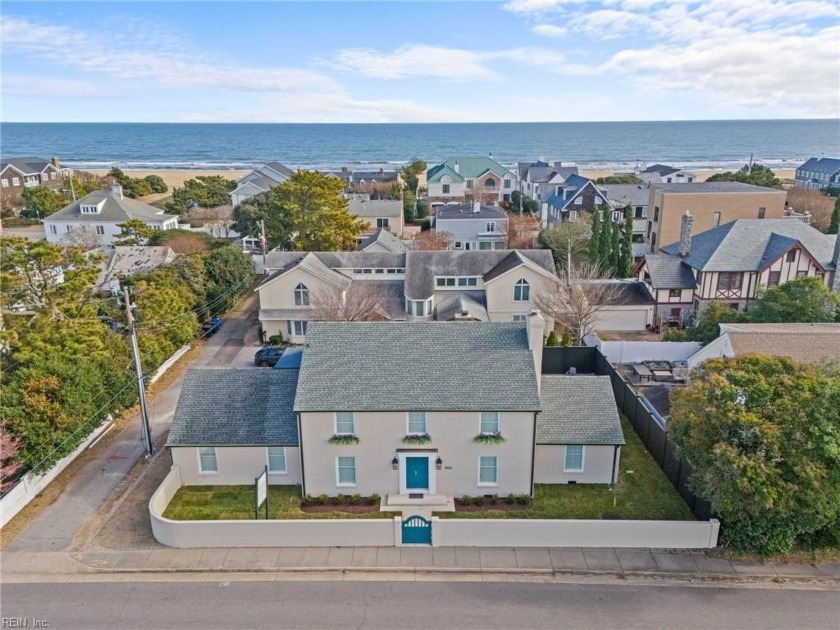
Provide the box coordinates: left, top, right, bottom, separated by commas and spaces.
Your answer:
89, 167, 796, 191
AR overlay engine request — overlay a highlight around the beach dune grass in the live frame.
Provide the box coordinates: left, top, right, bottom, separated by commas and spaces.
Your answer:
163, 485, 394, 520
439, 419, 694, 520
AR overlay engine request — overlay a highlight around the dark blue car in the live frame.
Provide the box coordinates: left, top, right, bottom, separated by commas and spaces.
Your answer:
201, 315, 222, 337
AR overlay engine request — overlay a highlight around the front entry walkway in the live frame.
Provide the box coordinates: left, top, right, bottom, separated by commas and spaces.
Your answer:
382, 493, 455, 519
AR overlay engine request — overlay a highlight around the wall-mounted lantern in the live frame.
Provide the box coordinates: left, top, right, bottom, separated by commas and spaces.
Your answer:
392, 456, 399, 470
436, 457, 443, 471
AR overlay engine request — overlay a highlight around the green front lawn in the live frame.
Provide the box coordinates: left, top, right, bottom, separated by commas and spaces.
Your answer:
163, 485, 396, 520
438, 418, 694, 521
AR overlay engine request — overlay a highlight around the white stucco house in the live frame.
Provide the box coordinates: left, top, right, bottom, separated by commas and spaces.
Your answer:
434, 202, 508, 251
167, 318, 625, 508
43, 187, 178, 246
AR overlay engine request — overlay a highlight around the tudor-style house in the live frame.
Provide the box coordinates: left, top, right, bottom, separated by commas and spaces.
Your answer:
43, 186, 179, 246
1, 156, 70, 214
254, 249, 558, 343
638, 214, 840, 319
794, 157, 840, 191
434, 202, 508, 250
166, 319, 625, 507
229, 161, 295, 207
426, 157, 516, 205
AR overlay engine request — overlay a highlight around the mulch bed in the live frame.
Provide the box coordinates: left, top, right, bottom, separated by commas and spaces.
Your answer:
300, 503, 381, 515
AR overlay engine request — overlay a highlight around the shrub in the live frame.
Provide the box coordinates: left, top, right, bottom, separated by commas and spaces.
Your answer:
516, 494, 531, 505
336, 493, 346, 505
472, 496, 485, 507
545, 331, 559, 346
663, 329, 689, 342
490, 494, 500, 505
368, 493, 380, 506
302, 494, 314, 507
505, 493, 516, 505
268, 334, 283, 345
460, 495, 472, 506
561, 331, 573, 347
318, 494, 330, 505
144, 175, 168, 194
351, 493, 362, 505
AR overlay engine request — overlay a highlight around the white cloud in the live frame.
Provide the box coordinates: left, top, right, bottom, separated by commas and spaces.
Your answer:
331, 44, 565, 81
532, 24, 568, 37
1, 75, 109, 97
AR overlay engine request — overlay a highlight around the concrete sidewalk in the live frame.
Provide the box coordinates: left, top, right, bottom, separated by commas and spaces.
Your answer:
3, 547, 838, 584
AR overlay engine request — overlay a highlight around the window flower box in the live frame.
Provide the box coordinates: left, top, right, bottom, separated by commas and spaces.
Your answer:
402, 433, 432, 445
474, 432, 506, 444
328, 434, 360, 445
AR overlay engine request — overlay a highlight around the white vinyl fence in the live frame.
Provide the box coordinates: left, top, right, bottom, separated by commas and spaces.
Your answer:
586, 334, 701, 365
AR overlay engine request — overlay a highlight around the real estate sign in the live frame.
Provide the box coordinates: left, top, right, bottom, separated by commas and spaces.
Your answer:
254, 467, 268, 519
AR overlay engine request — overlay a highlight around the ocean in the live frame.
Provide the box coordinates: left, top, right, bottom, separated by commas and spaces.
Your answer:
1, 120, 838, 172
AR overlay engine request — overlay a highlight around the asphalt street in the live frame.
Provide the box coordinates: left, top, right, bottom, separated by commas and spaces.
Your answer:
3, 580, 838, 629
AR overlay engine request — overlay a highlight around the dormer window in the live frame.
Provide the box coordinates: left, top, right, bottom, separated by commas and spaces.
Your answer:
80, 203, 102, 214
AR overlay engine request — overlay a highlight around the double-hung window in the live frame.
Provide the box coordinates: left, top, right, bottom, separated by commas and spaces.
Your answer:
564, 445, 584, 472
513, 278, 530, 301
289, 320, 307, 336
442, 184, 450, 194
478, 456, 498, 486
294, 283, 309, 306
95, 225, 105, 235
480, 411, 500, 435
266, 447, 287, 474
337, 456, 357, 486
376, 217, 389, 228
198, 447, 218, 474
485, 222, 496, 233
335, 411, 355, 435
407, 411, 427, 435
717, 273, 742, 291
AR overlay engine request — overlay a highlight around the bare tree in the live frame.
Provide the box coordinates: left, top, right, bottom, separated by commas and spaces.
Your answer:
64, 226, 103, 250
310, 282, 392, 321
533, 261, 622, 345
507, 214, 540, 249
413, 230, 453, 250
189, 205, 236, 238
786, 187, 833, 231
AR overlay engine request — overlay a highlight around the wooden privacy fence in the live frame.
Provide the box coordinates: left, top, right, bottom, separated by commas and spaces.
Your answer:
542, 346, 713, 521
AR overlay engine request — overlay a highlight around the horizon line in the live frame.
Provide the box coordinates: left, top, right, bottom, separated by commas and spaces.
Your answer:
2, 118, 838, 125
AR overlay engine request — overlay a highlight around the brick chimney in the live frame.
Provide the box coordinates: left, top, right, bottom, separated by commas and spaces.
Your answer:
679, 211, 693, 257
50, 156, 61, 169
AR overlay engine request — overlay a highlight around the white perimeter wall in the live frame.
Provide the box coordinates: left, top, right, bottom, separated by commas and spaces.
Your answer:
586, 334, 701, 364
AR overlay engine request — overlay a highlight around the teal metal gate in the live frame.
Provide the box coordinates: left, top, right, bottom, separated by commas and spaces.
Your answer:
401, 515, 432, 544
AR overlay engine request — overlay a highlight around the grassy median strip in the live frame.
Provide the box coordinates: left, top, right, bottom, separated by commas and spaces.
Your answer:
163, 485, 396, 520
439, 418, 694, 520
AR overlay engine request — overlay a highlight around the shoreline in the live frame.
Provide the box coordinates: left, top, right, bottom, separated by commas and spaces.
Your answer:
87, 168, 796, 190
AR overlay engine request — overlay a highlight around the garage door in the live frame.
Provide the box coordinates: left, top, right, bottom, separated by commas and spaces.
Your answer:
595, 308, 650, 331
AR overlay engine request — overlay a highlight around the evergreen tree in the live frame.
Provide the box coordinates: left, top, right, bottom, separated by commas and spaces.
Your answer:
599, 213, 613, 270
619, 205, 634, 278
545, 331, 559, 346
610, 217, 621, 274
589, 210, 602, 264
829, 196, 840, 234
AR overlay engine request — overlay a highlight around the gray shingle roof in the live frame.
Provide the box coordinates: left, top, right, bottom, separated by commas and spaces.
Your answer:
294, 322, 541, 412
347, 198, 403, 218
44, 190, 177, 224
598, 281, 655, 305
643, 254, 697, 289
1, 156, 52, 175
797, 157, 840, 175
434, 291, 489, 321
404, 249, 556, 299
600, 184, 651, 207
537, 376, 624, 445
660, 219, 838, 272
356, 228, 407, 253
167, 368, 299, 447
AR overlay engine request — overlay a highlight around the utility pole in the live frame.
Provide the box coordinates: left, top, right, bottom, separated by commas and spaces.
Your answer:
259, 219, 267, 270
124, 288, 154, 457
567, 237, 572, 287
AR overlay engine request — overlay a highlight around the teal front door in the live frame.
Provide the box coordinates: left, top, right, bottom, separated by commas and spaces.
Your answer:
405, 457, 429, 490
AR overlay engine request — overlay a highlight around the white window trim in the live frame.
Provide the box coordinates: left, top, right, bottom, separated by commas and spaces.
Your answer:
197, 447, 218, 475
266, 446, 288, 475
477, 455, 499, 487
563, 445, 586, 473
334, 411, 355, 435
479, 411, 500, 435
513, 278, 530, 302
336, 456, 357, 488
406, 411, 427, 435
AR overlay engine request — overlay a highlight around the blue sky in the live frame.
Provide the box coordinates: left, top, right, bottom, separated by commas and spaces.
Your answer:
2, 0, 838, 122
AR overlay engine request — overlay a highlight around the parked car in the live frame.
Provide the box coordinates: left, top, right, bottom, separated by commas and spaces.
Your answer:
201, 315, 222, 337
254, 345, 284, 367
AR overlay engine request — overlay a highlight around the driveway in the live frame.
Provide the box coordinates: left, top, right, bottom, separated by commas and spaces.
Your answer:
5, 293, 260, 552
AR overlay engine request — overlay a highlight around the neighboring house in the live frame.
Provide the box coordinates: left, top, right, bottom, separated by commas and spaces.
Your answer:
637, 254, 697, 326
544, 175, 614, 228
517, 161, 579, 206
98, 245, 177, 294
356, 228, 406, 253
592, 281, 656, 331
426, 157, 516, 205
794, 157, 840, 191
43, 186, 179, 246
434, 202, 508, 250
687, 323, 840, 368
346, 197, 404, 237
637, 164, 696, 184
229, 161, 294, 207
646, 182, 787, 253
333, 167, 400, 197
1, 156, 70, 214
638, 215, 840, 316
166, 318, 625, 505
599, 183, 650, 219
255, 248, 558, 342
